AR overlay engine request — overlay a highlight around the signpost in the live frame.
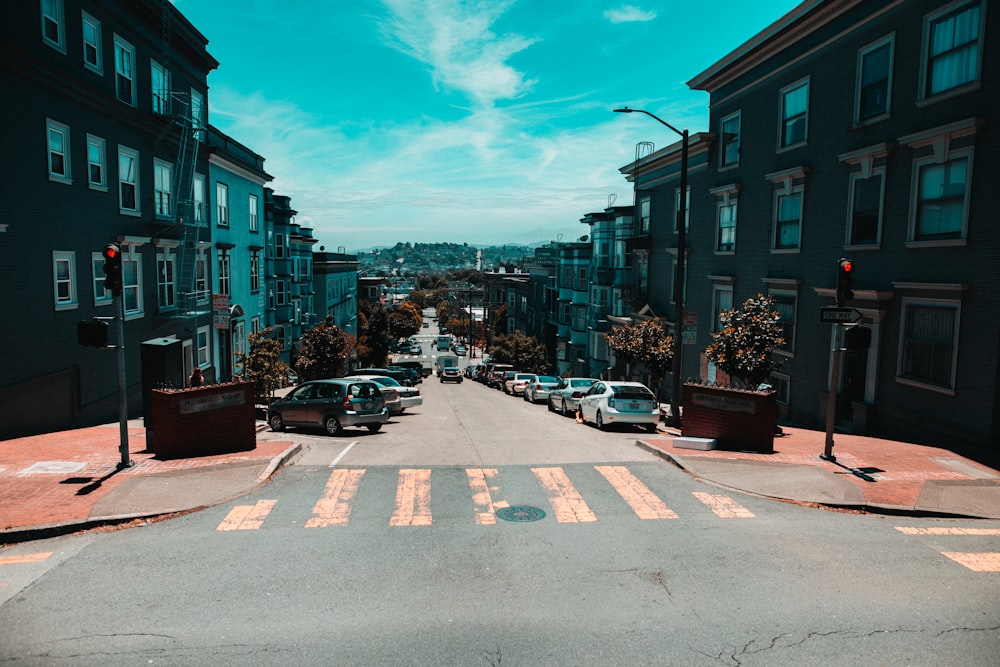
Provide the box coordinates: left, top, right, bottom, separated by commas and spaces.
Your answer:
819, 307, 862, 324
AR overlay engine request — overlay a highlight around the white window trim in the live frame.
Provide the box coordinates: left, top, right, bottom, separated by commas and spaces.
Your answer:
249, 193, 259, 232
906, 146, 973, 247
719, 110, 741, 169
52, 250, 77, 311
216, 182, 229, 227
154, 158, 173, 219
122, 252, 144, 320
918, 0, 985, 104
118, 145, 140, 216
86, 133, 107, 191
711, 284, 734, 333
854, 33, 895, 125
81, 10, 102, 74
113, 34, 136, 107
151, 59, 170, 115
46, 118, 72, 184
777, 77, 810, 151
91, 252, 112, 305
41, 0, 66, 53
196, 325, 211, 367
895, 296, 961, 395
845, 167, 886, 249
193, 173, 206, 223
157, 251, 177, 310
771, 185, 805, 253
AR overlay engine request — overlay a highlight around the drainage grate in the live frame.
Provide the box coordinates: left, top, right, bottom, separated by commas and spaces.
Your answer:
496, 506, 546, 522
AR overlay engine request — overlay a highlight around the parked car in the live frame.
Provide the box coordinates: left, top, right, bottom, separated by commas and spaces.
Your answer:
387, 365, 421, 385
347, 375, 422, 414
341, 375, 402, 415
485, 364, 514, 388
495, 369, 518, 391
267, 379, 388, 436
392, 359, 433, 379
523, 375, 561, 403
440, 367, 464, 383
578, 381, 660, 433
453, 344, 467, 356
547, 377, 599, 416
465, 363, 481, 378
504, 372, 535, 395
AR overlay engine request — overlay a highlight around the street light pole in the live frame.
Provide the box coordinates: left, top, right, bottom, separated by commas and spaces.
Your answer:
614, 107, 688, 427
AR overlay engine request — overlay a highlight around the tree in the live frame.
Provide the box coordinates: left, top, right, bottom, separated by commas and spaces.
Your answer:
388, 302, 422, 341
605, 318, 674, 396
295, 317, 351, 381
358, 301, 391, 367
238, 329, 288, 402
705, 293, 786, 389
488, 332, 552, 375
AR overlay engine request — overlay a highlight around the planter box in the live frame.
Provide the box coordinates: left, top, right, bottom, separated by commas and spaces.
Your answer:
682, 383, 776, 454
149, 382, 257, 459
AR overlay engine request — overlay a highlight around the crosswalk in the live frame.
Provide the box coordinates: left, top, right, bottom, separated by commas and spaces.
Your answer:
217, 465, 751, 531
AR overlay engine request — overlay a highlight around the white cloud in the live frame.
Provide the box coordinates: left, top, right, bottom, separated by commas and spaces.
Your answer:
604, 5, 657, 24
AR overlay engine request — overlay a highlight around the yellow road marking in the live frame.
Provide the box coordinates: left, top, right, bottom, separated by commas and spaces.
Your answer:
390, 468, 433, 526
467, 468, 508, 525
595, 465, 678, 520
217, 499, 278, 531
532, 467, 597, 523
305, 468, 366, 528
895, 527, 1000, 536
692, 491, 755, 518
941, 552, 1000, 572
0, 552, 53, 565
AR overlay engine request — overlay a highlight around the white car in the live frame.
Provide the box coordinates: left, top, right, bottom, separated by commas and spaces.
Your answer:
523, 375, 561, 403
578, 381, 660, 433
345, 375, 423, 414
547, 377, 598, 416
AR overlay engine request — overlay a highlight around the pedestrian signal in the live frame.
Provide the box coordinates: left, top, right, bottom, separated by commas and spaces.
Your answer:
836, 258, 854, 307
103, 244, 122, 296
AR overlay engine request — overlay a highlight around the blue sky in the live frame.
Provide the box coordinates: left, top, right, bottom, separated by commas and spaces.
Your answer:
174, 1, 801, 253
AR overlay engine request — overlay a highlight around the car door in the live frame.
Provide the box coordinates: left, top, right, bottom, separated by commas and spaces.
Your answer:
281, 383, 316, 426
581, 382, 605, 420
305, 382, 336, 425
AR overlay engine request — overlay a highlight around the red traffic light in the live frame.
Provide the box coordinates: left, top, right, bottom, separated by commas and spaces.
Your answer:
840, 259, 853, 273
103, 244, 119, 260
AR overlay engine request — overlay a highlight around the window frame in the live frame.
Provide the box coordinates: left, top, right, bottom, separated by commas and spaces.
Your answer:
52, 250, 77, 310
846, 168, 885, 248
46, 118, 71, 184
113, 34, 136, 106
91, 253, 112, 305
919, 0, 984, 102
41, 0, 65, 53
249, 193, 259, 232
193, 173, 206, 223
154, 158, 173, 219
217, 250, 231, 296
196, 326, 211, 367
716, 199, 737, 254
216, 182, 229, 227
777, 77, 809, 150
195, 251, 209, 304
855, 34, 894, 124
122, 253, 143, 319
719, 110, 741, 168
896, 297, 961, 394
151, 59, 171, 115
673, 186, 690, 232
86, 134, 107, 190
250, 250, 261, 293
768, 289, 798, 355
907, 147, 973, 246
81, 10, 102, 73
772, 186, 804, 252
117, 145, 140, 215
638, 196, 650, 234
157, 252, 177, 311
711, 285, 734, 334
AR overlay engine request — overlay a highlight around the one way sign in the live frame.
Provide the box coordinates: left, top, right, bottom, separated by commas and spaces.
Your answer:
820, 307, 863, 324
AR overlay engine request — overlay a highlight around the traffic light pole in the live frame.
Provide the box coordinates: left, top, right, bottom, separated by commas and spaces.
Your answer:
114, 292, 132, 469
822, 323, 843, 461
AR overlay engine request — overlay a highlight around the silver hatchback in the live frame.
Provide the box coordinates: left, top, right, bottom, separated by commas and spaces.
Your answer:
268, 379, 389, 436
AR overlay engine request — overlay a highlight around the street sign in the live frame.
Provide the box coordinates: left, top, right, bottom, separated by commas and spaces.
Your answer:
820, 307, 862, 324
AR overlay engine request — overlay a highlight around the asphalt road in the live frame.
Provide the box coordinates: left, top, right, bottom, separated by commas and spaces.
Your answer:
2, 360, 998, 665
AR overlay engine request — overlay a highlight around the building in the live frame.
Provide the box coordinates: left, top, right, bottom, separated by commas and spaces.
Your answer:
313, 251, 360, 337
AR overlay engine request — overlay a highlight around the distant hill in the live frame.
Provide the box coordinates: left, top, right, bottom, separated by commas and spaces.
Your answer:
357, 241, 541, 274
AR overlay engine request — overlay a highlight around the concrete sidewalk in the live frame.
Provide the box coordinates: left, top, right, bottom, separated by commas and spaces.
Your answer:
1, 420, 998, 545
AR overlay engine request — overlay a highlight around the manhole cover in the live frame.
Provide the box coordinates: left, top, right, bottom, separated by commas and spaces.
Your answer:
496, 505, 546, 522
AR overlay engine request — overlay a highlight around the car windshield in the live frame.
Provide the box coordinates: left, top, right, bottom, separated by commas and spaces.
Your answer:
347, 383, 377, 399
571, 379, 596, 387
371, 376, 401, 387
537, 376, 558, 383
516, 374, 533, 380
612, 385, 654, 400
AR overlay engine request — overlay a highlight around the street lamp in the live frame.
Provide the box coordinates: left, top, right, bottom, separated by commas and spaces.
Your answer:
614, 107, 689, 427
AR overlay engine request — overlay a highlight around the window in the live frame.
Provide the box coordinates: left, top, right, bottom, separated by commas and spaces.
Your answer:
114, 35, 135, 106
773, 188, 803, 250
218, 250, 230, 296
251, 316, 262, 335
118, 146, 139, 214
847, 170, 884, 246
154, 159, 172, 218
81, 11, 102, 73
233, 321, 246, 374
197, 326, 211, 367
41, 0, 64, 52
576, 267, 588, 291
86, 134, 106, 189
275, 233, 286, 259
193, 173, 206, 223
559, 302, 570, 325
91, 253, 112, 305
720, 111, 741, 167
151, 60, 170, 114
250, 251, 260, 293
779, 79, 809, 148
46, 119, 71, 183
216, 182, 229, 226
674, 186, 690, 232
191, 89, 205, 141
769, 291, 796, 353
195, 252, 208, 303
923, 1, 983, 99
769, 372, 790, 405
636, 255, 649, 298
898, 300, 959, 390
856, 37, 893, 122
52, 251, 76, 310
572, 305, 587, 331
157, 254, 176, 310
122, 254, 143, 317
712, 286, 734, 333
276, 280, 287, 306
717, 200, 737, 253
639, 197, 650, 234
912, 151, 971, 242
249, 193, 259, 232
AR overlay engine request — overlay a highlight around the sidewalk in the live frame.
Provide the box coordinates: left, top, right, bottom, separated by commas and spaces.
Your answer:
2, 420, 998, 545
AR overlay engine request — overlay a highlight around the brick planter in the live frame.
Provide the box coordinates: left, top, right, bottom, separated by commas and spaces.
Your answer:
149, 382, 257, 459
682, 383, 776, 453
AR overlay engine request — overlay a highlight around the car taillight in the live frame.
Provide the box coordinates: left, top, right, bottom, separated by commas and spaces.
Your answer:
607, 398, 616, 408
572, 391, 583, 398
342, 397, 353, 410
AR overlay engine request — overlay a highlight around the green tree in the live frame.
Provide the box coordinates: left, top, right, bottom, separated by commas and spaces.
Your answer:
238, 329, 288, 402
705, 293, 786, 388
488, 332, 552, 375
605, 318, 674, 396
358, 301, 391, 367
388, 301, 422, 341
295, 317, 351, 381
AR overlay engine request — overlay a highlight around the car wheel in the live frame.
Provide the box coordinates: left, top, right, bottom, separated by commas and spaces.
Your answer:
268, 413, 285, 432
324, 416, 344, 436
367, 423, 382, 433
561, 400, 570, 416
645, 423, 658, 434
547, 398, 555, 412
596, 411, 606, 430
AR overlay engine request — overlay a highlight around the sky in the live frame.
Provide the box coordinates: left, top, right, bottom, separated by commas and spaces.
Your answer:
173, 1, 802, 253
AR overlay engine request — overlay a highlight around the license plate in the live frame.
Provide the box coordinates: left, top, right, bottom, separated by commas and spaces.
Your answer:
628, 402, 639, 410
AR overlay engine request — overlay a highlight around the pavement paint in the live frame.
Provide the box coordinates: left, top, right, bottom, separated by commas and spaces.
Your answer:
532, 467, 597, 523
305, 468, 366, 528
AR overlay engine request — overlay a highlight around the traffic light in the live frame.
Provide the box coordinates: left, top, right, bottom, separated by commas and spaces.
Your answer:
844, 325, 872, 352
77, 319, 109, 347
102, 244, 122, 295
836, 258, 854, 307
